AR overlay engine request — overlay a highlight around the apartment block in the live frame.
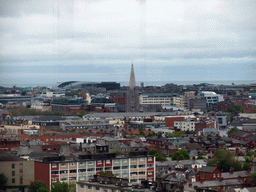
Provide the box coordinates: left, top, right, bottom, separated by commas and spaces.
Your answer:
0, 153, 34, 191
34, 152, 155, 190
174, 120, 196, 132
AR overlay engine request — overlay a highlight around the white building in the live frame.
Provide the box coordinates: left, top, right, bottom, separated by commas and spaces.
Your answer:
199, 91, 224, 106
174, 119, 196, 132
139, 93, 180, 106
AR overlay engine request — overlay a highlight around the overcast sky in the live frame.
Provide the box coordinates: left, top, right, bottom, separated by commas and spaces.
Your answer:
0, 0, 256, 86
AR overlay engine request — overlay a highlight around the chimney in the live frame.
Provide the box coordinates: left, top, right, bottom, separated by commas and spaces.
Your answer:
230, 167, 234, 173
192, 156, 196, 160
194, 165, 198, 172
186, 172, 189, 179
219, 177, 224, 181
236, 147, 239, 155
189, 183, 192, 187
247, 167, 252, 172
173, 171, 176, 178
208, 149, 211, 154
213, 164, 217, 168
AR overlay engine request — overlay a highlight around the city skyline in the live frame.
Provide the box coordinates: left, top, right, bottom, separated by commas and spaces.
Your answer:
0, 0, 256, 85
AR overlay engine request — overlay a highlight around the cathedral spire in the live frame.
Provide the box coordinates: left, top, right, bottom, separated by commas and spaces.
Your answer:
129, 63, 136, 90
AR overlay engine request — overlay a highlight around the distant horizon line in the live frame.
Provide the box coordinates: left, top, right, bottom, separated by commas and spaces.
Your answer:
0, 79, 255, 88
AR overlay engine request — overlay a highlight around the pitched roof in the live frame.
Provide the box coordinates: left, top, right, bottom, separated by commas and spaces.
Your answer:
199, 166, 217, 173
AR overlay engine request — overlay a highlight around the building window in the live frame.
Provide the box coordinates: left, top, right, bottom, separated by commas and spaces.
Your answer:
51, 171, 59, 175
148, 157, 152, 161
97, 160, 102, 164
113, 166, 120, 170
132, 158, 136, 162
130, 165, 137, 169
52, 163, 57, 168
140, 158, 144, 161
12, 179, 15, 183
52, 178, 57, 183
80, 162, 85, 166
20, 177, 23, 184
148, 171, 152, 175
88, 161, 93, 165
88, 186, 92, 189
80, 185, 84, 188
70, 170, 77, 173
60, 170, 68, 174
60, 177, 68, 181
12, 171, 15, 176
12, 164, 15, 168
106, 160, 111, 164
70, 162, 75, 166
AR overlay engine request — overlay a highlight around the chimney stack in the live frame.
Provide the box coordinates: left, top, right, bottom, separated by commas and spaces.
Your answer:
194, 165, 198, 172
186, 172, 189, 179
230, 167, 234, 173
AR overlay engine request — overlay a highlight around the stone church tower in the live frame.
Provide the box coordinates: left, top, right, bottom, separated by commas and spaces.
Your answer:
126, 64, 140, 112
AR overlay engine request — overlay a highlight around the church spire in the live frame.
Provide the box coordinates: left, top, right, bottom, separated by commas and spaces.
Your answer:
129, 63, 136, 90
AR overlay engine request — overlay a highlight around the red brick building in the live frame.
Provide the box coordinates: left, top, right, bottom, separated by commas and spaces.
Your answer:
165, 116, 185, 127
196, 165, 221, 182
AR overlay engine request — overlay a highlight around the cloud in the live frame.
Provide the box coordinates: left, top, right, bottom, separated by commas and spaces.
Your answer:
0, 0, 256, 84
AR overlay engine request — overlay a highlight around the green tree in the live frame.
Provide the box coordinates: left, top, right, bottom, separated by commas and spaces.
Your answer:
148, 149, 158, 156
228, 127, 238, 134
148, 149, 167, 161
0, 173, 8, 190
251, 170, 256, 186
99, 171, 115, 177
147, 133, 152, 137
28, 180, 48, 192
76, 110, 86, 118
51, 182, 68, 192
246, 151, 256, 157
37, 187, 48, 192
228, 104, 243, 114
207, 149, 242, 172
170, 131, 184, 137
172, 149, 190, 160
53, 110, 62, 116
197, 155, 206, 159
68, 182, 76, 192
186, 129, 190, 134
139, 131, 145, 136
243, 162, 250, 170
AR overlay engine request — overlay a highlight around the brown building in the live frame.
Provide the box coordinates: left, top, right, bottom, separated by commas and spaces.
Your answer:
0, 152, 34, 191
165, 116, 185, 127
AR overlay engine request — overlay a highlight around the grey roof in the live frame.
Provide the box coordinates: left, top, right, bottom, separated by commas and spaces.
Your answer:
191, 179, 243, 188
199, 166, 216, 173
230, 130, 252, 138
0, 152, 24, 161
222, 170, 252, 179
147, 136, 166, 142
